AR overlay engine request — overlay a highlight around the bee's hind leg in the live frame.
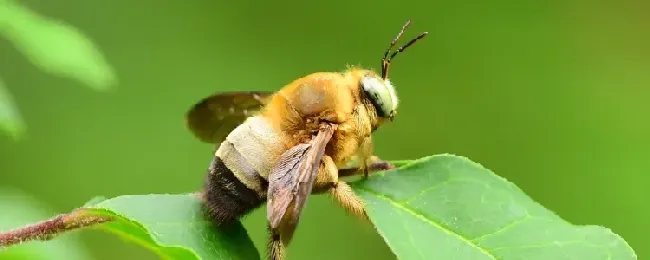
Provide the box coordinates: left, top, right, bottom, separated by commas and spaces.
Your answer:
328, 181, 369, 221
267, 225, 286, 260
313, 156, 371, 222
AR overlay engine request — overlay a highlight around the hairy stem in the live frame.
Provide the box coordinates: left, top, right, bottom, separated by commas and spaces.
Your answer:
0, 208, 113, 248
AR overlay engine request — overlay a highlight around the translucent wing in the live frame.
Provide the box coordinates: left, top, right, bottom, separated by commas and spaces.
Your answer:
185, 91, 274, 143
266, 124, 334, 238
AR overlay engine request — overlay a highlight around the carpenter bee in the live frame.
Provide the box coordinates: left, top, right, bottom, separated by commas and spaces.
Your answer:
186, 20, 427, 260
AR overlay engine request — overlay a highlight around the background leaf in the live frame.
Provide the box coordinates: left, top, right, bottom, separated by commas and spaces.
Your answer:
0, 0, 116, 90
87, 194, 260, 260
352, 155, 637, 260
0, 77, 24, 139
0, 187, 95, 260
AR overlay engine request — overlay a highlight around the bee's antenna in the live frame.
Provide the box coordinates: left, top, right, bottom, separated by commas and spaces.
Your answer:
381, 20, 428, 80
382, 20, 412, 67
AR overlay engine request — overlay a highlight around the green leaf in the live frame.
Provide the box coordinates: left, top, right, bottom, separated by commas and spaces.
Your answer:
87, 194, 260, 260
0, 0, 116, 90
0, 187, 95, 260
0, 77, 25, 139
351, 154, 637, 260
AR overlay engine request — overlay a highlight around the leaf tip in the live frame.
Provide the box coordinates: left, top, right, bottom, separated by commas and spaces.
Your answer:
590, 225, 638, 259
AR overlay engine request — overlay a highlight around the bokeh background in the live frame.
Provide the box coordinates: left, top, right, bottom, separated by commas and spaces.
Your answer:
1, 1, 648, 259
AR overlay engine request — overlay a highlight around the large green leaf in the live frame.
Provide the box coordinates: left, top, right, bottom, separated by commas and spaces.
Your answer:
0, 0, 116, 90
87, 194, 260, 260
351, 154, 637, 260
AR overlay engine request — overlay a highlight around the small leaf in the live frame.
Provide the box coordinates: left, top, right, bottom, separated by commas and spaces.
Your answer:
0, 0, 116, 90
87, 194, 260, 260
352, 155, 637, 260
0, 77, 25, 139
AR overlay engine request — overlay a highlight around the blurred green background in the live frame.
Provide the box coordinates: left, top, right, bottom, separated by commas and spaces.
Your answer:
1, 0, 648, 259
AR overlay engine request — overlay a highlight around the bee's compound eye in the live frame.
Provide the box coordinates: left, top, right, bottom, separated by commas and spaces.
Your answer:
361, 77, 398, 118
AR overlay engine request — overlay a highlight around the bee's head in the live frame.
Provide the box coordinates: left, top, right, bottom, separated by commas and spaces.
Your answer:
360, 19, 427, 123
361, 76, 399, 121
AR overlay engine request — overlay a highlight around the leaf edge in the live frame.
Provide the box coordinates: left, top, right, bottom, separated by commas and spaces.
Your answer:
86, 207, 201, 260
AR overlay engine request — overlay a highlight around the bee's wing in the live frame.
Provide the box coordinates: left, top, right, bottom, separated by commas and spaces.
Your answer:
267, 124, 334, 235
185, 91, 274, 143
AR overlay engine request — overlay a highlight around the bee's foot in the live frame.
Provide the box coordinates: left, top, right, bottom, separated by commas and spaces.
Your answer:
369, 161, 396, 171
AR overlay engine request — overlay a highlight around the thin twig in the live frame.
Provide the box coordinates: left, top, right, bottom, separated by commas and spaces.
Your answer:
0, 208, 113, 248
0, 172, 383, 249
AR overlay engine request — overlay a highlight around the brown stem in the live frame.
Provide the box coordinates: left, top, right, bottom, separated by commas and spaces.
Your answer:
0, 208, 113, 248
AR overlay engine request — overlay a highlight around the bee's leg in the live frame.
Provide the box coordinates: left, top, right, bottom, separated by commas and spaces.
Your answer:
313, 156, 370, 221
341, 136, 397, 178
338, 155, 396, 178
329, 181, 369, 221
312, 155, 339, 194
358, 136, 373, 178
267, 224, 286, 260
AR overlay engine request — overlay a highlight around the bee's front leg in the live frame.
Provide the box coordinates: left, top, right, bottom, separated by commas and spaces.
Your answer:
338, 155, 396, 178
350, 136, 396, 179
359, 136, 373, 179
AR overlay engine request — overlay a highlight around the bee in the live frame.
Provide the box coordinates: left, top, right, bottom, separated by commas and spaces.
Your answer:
186, 20, 427, 260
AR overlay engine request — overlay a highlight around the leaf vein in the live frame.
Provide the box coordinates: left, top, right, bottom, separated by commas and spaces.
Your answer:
471, 215, 532, 242
490, 240, 609, 251
491, 241, 579, 251
396, 208, 427, 259
403, 178, 489, 204
358, 187, 498, 260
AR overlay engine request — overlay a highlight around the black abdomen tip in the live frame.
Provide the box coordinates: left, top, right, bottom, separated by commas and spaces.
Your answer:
203, 156, 266, 224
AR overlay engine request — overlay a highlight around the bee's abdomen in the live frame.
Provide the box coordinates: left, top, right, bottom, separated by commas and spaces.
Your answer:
204, 156, 267, 224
